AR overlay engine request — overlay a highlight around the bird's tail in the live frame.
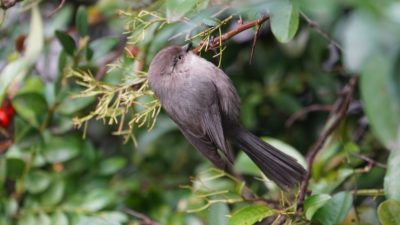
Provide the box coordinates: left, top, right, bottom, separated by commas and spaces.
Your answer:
234, 128, 306, 191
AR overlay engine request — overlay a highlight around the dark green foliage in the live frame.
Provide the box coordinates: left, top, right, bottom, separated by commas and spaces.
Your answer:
0, 0, 399, 225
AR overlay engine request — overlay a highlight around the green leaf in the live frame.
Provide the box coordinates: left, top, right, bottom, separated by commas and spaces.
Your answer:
6, 158, 26, 180
209, 202, 229, 225
235, 152, 260, 176
18, 213, 37, 225
82, 189, 115, 211
313, 191, 353, 225
17, 76, 45, 94
341, 11, 378, 72
269, 0, 299, 43
99, 212, 128, 224
378, 200, 400, 225
229, 205, 275, 225
89, 37, 119, 61
0, 5, 43, 101
25, 6, 44, 62
57, 96, 95, 115
361, 53, 400, 150
43, 135, 81, 163
51, 212, 69, 225
76, 6, 88, 37
58, 50, 68, 73
0, 59, 30, 102
55, 30, 76, 56
384, 150, 400, 201
41, 178, 65, 206
4, 198, 18, 216
98, 157, 127, 175
25, 170, 52, 194
304, 194, 331, 220
166, 0, 197, 22
37, 213, 51, 225
12, 92, 48, 128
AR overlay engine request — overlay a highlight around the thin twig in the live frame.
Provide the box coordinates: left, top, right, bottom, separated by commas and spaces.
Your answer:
273, 215, 286, 225
351, 153, 387, 169
124, 208, 163, 225
249, 22, 261, 64
47, 0, 66, 17
352, 188, 385, 196
296, 76, 358, 210
193, 15, 269, 54
285, 104, 333, 127
300, 12, 343, 51
95, 42, 126, 80
0, 0, 23, 10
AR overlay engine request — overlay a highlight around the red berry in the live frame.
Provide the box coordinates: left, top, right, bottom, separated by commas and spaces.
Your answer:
6, 104, 15, 116
0, 110, 10, 127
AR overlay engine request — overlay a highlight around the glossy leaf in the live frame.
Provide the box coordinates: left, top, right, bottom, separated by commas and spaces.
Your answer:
55, 30, 76, 56
304, 194, 331, 220
89, 37, 119, 61
12, 92, 48, 128
313, 191, 353, 225
51, 212, 69, 225
37, 213, 51, 225
6, 158, 26, 180
209, 202, 229, 225
166, 0, 197, 22
57, 96, 95, 115
98, 157, 127, 175
41, 178, 65, 206
235, 152, 260, 176
378, 200, 400, 225
229, 205, 275, 225
360, 53, 400, 150
269, 0, 299, 43
342, 11, 378, 72
81, 189, 115, 211
0, 6, 43, 101
43, 135, 81, 163
76, 6, 88, 37
384, 149, 400, 201
25, 170, 51, 194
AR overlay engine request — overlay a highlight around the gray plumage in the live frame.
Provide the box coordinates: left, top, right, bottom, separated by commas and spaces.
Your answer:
148, 45, 306, 190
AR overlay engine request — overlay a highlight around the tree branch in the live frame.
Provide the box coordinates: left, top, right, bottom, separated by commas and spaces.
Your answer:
285, 104, 333, 127
192, 15, 269, 54
296, 76, 358, 210
300, 11, 342, 51
124, 208, 163, 225
0, 0, 23, 10
47, 0, 66, 17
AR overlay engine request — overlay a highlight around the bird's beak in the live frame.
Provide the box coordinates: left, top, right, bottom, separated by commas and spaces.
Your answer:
183, 42, 193, 52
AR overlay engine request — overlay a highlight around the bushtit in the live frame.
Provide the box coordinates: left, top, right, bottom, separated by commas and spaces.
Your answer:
148, 45, 306, 190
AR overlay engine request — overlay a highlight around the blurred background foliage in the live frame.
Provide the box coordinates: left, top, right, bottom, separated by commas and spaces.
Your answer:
0, 0, 399, 225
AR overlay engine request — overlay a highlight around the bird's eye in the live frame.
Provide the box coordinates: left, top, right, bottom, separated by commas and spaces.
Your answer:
177, 55, 183, 60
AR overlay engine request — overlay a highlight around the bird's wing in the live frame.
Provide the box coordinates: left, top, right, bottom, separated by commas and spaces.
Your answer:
165, 80, 234, 164
200, 90, 234, 163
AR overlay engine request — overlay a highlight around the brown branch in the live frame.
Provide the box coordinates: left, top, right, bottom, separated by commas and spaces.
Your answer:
351, 153, 387, 169
249, 22, 261, 64
124, 208, 163, 225
47, 0, 66, 17
285, 104, 333, 127
95, 42, 126, 80
296, 76, 358, 210
0, 0, 23, 9
300, 12, 342, 51
192, 15, 269, 54
273, 215, 287, 225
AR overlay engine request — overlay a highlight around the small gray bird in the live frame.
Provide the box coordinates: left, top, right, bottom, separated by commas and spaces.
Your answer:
148, 45, 306, 190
